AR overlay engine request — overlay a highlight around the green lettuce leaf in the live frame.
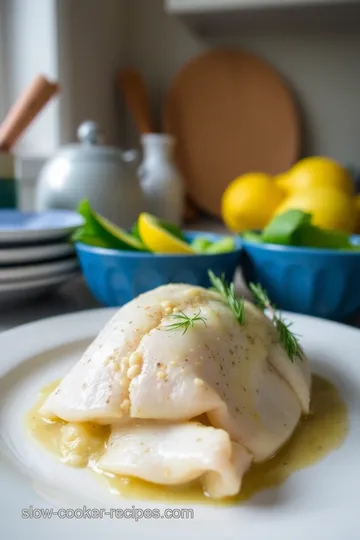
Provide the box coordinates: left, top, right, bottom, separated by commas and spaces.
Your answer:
262, 210, 312, 245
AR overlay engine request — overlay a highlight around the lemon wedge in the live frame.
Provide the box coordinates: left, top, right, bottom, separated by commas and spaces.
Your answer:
138, 213, 194, 254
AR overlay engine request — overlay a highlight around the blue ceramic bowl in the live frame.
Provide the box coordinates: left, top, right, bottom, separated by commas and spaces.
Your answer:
241, 236, 360, 321
75, 231, 242, 307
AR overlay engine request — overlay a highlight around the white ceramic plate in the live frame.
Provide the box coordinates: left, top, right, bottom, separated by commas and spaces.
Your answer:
0, 243, 74, 266
0, 271, 80, 305
0, 210, 83, 244
0, 258, 78, 283
0, 310, 359, 540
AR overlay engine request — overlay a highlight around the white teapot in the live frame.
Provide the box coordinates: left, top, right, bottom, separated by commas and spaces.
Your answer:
36, 121, 146, 228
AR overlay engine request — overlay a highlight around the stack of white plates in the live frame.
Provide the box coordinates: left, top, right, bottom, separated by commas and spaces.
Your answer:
0, 210, 83, 304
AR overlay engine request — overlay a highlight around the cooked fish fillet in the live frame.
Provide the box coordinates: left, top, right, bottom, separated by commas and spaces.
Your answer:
41, 284, 310, 461
98, 422, 252, 499
129, 300, 303, 460
244, 302, 311, 413
40, 285, 203, 423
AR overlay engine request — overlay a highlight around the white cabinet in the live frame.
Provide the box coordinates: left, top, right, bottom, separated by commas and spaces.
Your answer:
167, 0, 359, 12
166, 0, 360, 35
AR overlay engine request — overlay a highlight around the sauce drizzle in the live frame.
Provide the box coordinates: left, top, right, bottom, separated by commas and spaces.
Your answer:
26, 375, 348, 504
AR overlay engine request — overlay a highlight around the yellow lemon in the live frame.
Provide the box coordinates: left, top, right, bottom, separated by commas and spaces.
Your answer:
221, 173, 284, 232
138, 213, 194, 254
275, 171, 292, 192
275, 187, 356, 233
355, 195, 360, 234
284, 156, 354, 195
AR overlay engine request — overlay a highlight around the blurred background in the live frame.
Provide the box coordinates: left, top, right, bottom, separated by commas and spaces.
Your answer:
0, 0, 359, 208
1, 0, 360, 325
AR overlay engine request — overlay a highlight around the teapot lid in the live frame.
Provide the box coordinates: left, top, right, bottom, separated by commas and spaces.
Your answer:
55, 121, 137, 164
77, 120, 104, 145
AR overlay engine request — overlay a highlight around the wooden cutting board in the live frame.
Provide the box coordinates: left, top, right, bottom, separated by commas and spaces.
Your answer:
163, 48, 300, 217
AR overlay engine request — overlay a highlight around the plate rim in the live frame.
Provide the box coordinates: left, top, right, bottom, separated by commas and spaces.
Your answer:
0, 307, 114, 378
0, 210, 83, 244
1, 307, 360, 539
0, 243, 74, 264
0, 270, 80, 294
0, 258, 78, 283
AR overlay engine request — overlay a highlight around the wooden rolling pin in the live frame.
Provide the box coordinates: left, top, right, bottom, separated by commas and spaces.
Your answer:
118, 69, 154, 134
0, 74, 59, 151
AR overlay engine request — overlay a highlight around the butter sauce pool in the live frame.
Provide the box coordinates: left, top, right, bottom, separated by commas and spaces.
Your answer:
26, 375, 348, 504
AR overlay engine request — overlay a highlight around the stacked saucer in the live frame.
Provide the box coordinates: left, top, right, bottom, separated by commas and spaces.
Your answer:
0, 209, 83, 304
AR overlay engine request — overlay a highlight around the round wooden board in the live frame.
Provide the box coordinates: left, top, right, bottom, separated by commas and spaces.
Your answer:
163, 48, 300, 217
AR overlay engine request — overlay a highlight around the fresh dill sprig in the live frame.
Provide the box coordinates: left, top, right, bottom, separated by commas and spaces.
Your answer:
249, 282, 304, 362
165, 309, 207, 335
208, 270, 245, 325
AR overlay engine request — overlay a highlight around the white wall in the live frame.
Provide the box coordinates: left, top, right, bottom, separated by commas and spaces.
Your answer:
125, 0, 360, 167
3, 0, 360, 212
57, 0, 127, 147
1, 0, 126, 157
3, 0, 60, 156
1, 0, 127, 210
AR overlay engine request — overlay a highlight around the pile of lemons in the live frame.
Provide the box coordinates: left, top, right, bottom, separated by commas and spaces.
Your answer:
222, 157, 360, 234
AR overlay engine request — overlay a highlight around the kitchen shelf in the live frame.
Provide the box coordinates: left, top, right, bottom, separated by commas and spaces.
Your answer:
165, 0, 360, 35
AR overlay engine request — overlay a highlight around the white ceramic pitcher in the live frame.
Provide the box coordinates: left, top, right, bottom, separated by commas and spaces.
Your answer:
139, 134, 184, 225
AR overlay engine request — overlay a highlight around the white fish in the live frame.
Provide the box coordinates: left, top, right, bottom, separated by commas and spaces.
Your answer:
40, 285, 203, 423
98, 422, 252, 499
129, 299, 303, 460
244, 302, 311, 413
41, 284, 311, 466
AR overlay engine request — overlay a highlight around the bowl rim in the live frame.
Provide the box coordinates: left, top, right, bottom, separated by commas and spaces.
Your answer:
75, 230, 242, 259
242, 234, 360, 257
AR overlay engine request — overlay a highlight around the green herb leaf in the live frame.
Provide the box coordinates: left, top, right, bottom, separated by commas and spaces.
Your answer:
191, 237, 213, 253
275, 316, 304, 363
248, 282, 269, 311
343, 245, 360, 252
208, 270, 245, 325
262, 210, 312, 245
205, 236, 236, 254
130, 220, 142, 242
249, 282, 304, 362
241, 231, 263, 243
294, 224, 353, 249
76, 199, 147, 251
165, 310, 207, 335
71, 227, 109, 248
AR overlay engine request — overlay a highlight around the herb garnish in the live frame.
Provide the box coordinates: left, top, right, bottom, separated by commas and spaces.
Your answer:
208, 270, 245, 325
207, 270, 303, 362
165, 310, 207, 335
249, 283, 304, 362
